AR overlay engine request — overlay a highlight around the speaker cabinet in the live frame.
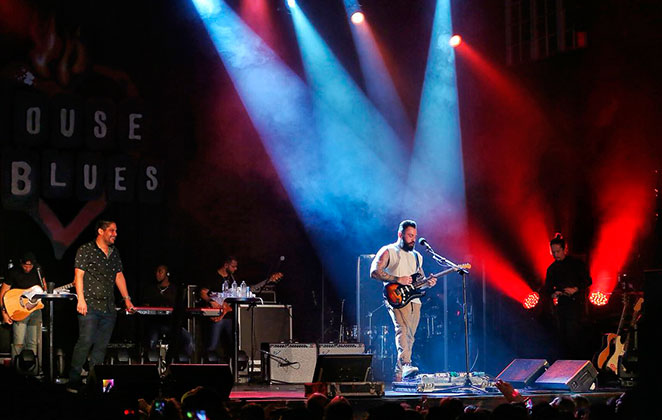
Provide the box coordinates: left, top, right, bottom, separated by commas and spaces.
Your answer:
262, 343, 317, 383
238, 304, 292, 361
168, 364, 233, 399
92, 365, 161, 400
534, 360, 597, 392
318, 343, 365, 355
312, 354, 373, 382
496, 359, 549, 389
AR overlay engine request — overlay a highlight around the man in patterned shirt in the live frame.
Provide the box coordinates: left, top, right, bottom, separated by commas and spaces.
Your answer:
67, 220, 135, 392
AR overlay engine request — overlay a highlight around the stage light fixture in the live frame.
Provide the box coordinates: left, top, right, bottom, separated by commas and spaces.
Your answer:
351, 11, 365, 25
589, 291, 609, 306
449, 34, 462, 48
523, 291, 539, 309
286, 0, 296, 8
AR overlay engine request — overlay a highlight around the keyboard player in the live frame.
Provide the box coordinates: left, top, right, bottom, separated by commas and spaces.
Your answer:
141, 264, 194, 359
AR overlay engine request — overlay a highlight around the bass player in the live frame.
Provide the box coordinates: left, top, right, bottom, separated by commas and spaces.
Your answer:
370, 220, 436, 381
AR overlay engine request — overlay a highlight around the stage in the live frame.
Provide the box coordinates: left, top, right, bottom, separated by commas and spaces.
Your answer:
224, 382, 626, 418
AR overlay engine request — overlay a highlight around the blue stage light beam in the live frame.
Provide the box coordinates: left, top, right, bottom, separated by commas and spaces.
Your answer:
192, 1, 407, 293
342, 1, 414, 144
190, 0, 339, 229
286, 2, 411, 294
289, 3, 408, 180
407, 0, 467, 253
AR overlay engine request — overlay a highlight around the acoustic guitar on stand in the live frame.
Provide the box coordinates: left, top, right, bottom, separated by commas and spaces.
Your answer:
383, 264, 471, 309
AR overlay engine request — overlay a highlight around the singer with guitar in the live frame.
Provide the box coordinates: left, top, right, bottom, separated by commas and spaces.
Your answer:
0, 252, 46, 369
370, 220, 435, 381
542, 233, 592, 360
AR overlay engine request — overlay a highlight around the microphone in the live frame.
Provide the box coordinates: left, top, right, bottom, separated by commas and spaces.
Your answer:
418, 238, 433, 251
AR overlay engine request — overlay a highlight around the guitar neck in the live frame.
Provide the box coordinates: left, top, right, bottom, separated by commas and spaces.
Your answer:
615, 296, 629, 335
412, 267, 457, 288
54, 282, 75, 293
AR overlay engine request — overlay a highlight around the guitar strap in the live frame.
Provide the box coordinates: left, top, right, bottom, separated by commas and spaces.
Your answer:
414, 251, 421, 274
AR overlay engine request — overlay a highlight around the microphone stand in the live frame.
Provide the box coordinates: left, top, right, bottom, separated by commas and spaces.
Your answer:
422, 245, 486, 394
366, 303, 385, 350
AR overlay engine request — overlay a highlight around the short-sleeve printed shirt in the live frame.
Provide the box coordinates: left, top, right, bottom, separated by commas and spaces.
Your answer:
75, 241, 123, 313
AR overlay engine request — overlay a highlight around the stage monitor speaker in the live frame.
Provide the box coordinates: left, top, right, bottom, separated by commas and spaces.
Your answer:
167, 364, 233, 399
262, 343, 317, 384
238, 304, 292, 361
312, 354, 373, 382
496, 359, 549, 389
318, 343, 365, 355
93, 364, 160, 400
534, 360, 597, 392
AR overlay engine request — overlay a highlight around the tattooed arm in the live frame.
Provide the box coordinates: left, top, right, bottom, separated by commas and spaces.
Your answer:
370, 248, 412, 285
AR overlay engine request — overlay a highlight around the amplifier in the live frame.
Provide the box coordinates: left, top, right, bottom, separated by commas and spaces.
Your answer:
262, 343, 317, 384
238, 304, 292, 361
318, 343, 365, 355
255, 290, 276, 303
535, 360, 597, 392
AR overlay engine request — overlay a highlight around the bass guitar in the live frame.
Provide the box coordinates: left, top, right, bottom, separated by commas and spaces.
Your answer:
3, 282, 74, 321
383, 264, 471, 309
597, 296, 643, 374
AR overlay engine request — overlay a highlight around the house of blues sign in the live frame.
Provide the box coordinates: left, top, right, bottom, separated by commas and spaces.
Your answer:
1, 87, 165, 256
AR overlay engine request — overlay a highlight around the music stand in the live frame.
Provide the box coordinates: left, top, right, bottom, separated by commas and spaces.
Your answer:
34, 291, 76, 383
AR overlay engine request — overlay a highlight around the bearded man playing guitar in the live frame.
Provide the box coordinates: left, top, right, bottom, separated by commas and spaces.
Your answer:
1, 252, 46, 370
370, 220, 436, 381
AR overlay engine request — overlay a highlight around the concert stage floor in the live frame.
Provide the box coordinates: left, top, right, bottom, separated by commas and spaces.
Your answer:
227, 382, 625, 413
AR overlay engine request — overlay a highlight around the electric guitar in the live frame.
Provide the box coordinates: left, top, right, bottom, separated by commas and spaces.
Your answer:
209, 302, 233, 323
3, 282, 74, 321
383, 264, 471, 309
599, 296, 643, 374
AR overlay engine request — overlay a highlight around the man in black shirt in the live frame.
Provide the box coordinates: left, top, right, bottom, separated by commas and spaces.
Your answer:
141, 264, 194, 359
0, 252, 46, 368
543, 234, 592, 359
199, 256, 236, 361
67, 220, 135, 392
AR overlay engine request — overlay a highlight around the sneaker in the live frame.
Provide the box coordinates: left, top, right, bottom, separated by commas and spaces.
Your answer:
66, 381, 83, 394
402, 364, 419, 378
65, 385, 80, 394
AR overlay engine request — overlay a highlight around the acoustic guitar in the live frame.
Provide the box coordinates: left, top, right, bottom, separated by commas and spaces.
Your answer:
383, 264, 471, 309
3, 283, 74, 321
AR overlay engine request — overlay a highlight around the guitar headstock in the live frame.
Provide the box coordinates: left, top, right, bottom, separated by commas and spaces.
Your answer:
269, 272, 283, 283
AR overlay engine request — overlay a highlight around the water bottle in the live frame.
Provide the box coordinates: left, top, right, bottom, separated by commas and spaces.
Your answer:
230, 279, 237, 297
240, 281, 247, 297
222, 280, 229, 293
